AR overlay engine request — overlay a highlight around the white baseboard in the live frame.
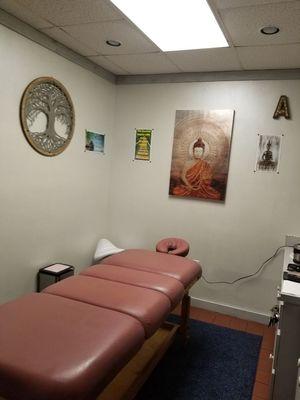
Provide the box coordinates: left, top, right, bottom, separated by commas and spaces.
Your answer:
191, 296, 269, 325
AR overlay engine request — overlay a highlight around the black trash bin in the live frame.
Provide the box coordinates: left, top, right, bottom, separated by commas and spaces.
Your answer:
37, 263, 75, 292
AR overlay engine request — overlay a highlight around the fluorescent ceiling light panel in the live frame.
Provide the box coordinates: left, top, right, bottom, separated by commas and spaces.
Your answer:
110, 0, 228, 51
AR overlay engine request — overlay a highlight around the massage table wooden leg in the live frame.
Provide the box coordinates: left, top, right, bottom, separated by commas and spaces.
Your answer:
179, 293, 191, 342
97, 322, 178, 400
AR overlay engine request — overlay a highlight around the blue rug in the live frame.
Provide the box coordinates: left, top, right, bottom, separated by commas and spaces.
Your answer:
136, 315, 262, 400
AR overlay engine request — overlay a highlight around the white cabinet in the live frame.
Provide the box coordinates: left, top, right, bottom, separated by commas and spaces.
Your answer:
295, 359, 300, 400
271, 249, 300, 400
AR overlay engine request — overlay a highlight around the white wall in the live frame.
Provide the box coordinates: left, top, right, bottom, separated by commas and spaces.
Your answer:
109, 80, 300, 317
2, 22, 300, 319
0, 24, 116, 303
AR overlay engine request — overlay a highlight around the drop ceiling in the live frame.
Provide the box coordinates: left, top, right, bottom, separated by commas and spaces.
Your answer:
0, 0, 300, 76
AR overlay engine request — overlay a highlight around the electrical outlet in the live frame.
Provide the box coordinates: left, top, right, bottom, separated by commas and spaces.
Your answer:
285, 235, 300, 246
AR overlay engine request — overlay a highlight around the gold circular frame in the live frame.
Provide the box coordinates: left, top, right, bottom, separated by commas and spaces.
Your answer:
20, 77, 75, 156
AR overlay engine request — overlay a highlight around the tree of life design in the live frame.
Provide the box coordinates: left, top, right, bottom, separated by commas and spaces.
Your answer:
20, 77, 75, 156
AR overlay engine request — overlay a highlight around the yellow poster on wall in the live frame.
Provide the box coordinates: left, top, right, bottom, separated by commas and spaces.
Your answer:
134, 129, 152, 161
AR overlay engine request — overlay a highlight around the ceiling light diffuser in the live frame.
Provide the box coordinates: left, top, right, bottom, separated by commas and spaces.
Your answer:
110, 0, 228, 51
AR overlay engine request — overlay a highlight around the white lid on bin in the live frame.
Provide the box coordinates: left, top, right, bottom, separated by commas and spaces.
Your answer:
94, 238, 124, 262
43, 264, 72, 273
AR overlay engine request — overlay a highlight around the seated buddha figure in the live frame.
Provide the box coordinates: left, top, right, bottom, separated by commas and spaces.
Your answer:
172, 137, 220, 200
258, 139, 276, 171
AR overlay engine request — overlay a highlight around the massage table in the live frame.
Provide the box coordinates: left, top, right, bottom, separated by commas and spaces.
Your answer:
0, 244, 201, 400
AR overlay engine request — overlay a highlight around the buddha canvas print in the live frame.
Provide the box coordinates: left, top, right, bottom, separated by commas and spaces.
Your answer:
169, 110, 234, 201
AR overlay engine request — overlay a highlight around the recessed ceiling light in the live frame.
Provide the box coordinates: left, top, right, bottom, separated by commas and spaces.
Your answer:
106, 39, 122, 47
260, 26, 280, 35
110, 0, 228, 51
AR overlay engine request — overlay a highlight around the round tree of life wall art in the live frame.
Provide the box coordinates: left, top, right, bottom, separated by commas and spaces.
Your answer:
20, 77, 75, 156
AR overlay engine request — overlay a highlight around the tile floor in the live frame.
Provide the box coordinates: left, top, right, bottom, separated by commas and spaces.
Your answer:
175, 306, 275, 400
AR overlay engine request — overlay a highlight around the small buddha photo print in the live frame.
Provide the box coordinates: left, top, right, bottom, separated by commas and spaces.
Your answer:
169, 110, 234, 202
255, 134, 282, 173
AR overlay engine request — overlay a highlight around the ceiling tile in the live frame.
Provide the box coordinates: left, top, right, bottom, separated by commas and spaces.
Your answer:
2, 0, 300, 75
237, 43, 300, 69
0, 0, 53, 29
88, 55, 129, 74
63, 20, 160, 55
106, 53, 181, 74
166, 47, 242, 72
16, 0, 122, 26
41, 27, 98, 56
211, 0, 294, 10
220, 1, 300, 46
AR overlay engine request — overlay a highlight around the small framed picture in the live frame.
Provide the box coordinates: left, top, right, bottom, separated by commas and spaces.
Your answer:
254, 134, 283, 173
85, 130, 105, 154
134, 129, 152, 161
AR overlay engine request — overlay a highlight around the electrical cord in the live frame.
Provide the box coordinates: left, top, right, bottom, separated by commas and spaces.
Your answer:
201, 245, 292, 285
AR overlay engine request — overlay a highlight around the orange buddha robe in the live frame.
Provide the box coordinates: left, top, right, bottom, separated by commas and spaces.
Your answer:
173, 160, 220, 200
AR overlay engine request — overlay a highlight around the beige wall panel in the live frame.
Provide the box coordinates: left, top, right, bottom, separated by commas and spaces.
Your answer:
0, 24, 116, 303
110, 79, 300, 316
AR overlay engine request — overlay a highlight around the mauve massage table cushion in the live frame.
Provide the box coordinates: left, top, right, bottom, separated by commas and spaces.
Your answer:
0, 293, 144, 400
101, 249, 201, 288
81, 264, 185, 307
0, 251, 201, 400
44, 275, 171, 338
